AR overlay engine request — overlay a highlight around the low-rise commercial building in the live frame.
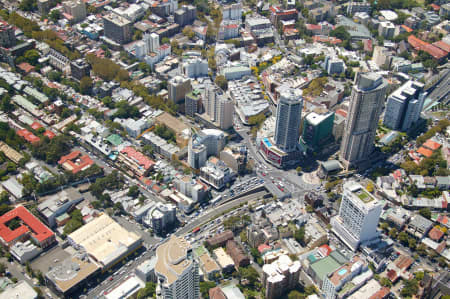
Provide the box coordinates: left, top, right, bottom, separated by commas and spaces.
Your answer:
38, 188, 84, 228
10, 240, 42, 264
200, 157, 235, 189
135, 257, 158, 282
67, 214, 142, 271
118, 146, 155, 177
46, 255, 100, 298
213, 247, 235, 273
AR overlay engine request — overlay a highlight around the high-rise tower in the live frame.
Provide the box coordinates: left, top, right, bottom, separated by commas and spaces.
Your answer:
339, 72, 387, 169
274, 88, 303, 152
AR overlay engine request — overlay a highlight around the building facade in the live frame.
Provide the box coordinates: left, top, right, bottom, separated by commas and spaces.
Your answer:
262, 255, 301, 299
274, 88, 303, 152
383, 80, 425, 132
185, 90, 202, 117
63, 0, 86, 23
331, 181, 382, 251
300, 110, 335, 152
168, 76, 192, 104
339, 72, 387, 169
103, 13, 132, 44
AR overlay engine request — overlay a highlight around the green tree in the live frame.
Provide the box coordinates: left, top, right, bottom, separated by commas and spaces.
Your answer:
63, 209, 83, 235
294, 226, 305, 245
24, 49, 40, 65
19, 0, 37, 12
389, 228, 398, 238
239, 266, 259, 286
136, 282, 156, 299
199, 281, 216, 298
182, 27, 195, 39
49, 10, 61, 23
214, 75, 228, 91
288, 290, 304, 299
127, 185, 140, 198
408, 237, 417, 249
419, 208, 431, 219
80, 76, 93, 95
401, 279, 419, 297
398, 231, 408, 245
296, 166, 302, 173
0, 95, 14, 113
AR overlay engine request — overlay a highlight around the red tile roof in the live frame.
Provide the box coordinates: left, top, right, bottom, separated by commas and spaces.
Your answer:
437, 215, 448, 225
0, 206, 54, 244
387, 269, 398, 282
401, 25, 413, 33
336, 109, 348, 118
313, 35, 342, 44
31, 122, 43, 130
17, 129, 40, 144
209, 287, 226, 299
258, 244, 271, 253
369, 287, 391, 299
58, 150, 94, 174
423, 139, 441, 151
433, 41, 450, 53
319, 244, 332, 256
430, 4, 440, 10
120, 146, 155, 170
428, 227, 444, 241
306, 24, 321, 31
17, 62, 35, 74
408, 35, 448, 60
395, 255, 414, 270
417, 147, 433, 158
43, 130, 56, 139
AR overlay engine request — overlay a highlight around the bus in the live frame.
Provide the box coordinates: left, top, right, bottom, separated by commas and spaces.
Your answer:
192, 227, 201, 234
210, 195, 222, 205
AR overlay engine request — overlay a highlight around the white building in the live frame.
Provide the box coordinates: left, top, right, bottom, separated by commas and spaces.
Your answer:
154, 236, 200, 299
331, 181, 382, 251
262, 254, 301, 299
372, 46, 390, 67
217, 96, 234, 130
188, 129, 226, 168
10, 241, 42, 264
62, 0, 86, 23
383, 80, 425, 132
0, 280, 37, 299
223, 3, 242, 20
144, 202, 176, 234
322, 256, 371, 299
200, 158, 235, 189
182, 58, 208, 78
274, 88, 303, 152
378, 21, 396, 39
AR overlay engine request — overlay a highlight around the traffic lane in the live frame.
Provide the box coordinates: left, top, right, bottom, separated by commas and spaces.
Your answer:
176, 191, 268, 236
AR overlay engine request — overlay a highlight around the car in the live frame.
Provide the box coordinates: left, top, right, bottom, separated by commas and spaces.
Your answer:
108, 277, 113, 281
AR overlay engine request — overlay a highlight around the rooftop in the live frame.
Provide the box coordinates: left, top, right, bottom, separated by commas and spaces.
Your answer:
46, 256, 99, 293
0, 206, 54, 244
68, 214, 142, 267
155, 236, 192, 285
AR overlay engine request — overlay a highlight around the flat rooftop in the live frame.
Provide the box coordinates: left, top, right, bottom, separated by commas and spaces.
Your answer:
155, 236, 192, 285
68, 214, 142, 267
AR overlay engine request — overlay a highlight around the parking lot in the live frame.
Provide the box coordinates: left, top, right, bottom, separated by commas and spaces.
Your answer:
31, 245, 71, 274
